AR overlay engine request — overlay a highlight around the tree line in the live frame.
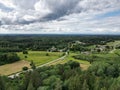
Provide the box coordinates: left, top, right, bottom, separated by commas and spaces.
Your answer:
0, 53, 20, 65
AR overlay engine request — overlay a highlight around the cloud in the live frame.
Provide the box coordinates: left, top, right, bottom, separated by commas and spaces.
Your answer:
40, 0, 79, 21
13, 0, 38, 10
0, 0, 120, 34
0, 3, 13, 12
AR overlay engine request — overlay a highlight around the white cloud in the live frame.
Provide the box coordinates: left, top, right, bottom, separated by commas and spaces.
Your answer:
0, 0, 120, 34
0, 0, 15, 8
12, 0, 38, 10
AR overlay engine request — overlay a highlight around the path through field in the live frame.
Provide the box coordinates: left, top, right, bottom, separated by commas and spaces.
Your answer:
8, 52, 68, 78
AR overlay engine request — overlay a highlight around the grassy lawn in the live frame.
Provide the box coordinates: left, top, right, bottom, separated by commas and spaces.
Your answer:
0, 60, 30, 75
17, 51, 63, 66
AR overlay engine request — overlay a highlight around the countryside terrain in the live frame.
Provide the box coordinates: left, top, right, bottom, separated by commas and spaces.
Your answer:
0, 35, 120, 90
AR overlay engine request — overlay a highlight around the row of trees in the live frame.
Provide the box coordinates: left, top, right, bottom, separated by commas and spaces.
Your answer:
0, 53, 20, 65
70, 44, 91, 52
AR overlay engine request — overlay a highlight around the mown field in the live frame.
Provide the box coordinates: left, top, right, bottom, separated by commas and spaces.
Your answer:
0, 60, 30, 75
17, 51, 63, 66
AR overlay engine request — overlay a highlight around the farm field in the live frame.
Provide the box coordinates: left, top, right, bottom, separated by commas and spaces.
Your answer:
0, 51, 63, 75
0, 60, 30, 75
17, 51, 63, 66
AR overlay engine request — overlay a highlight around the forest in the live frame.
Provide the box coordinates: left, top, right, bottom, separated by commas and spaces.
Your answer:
0, 35, 118, 52
1, 59, 120, 90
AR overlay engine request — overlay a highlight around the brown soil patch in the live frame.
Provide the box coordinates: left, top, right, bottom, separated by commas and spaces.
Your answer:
0, 60, 30, 75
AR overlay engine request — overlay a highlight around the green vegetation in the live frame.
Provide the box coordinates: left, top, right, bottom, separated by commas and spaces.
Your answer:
23, 50, 28, 54
47, 52, 91, 70
1, 59, 120, 90
74, 52, 119, 62
22, 66, 29, 71
0, 53, 20, 65
30, 61, 36, 70
107, 40, 120, 46
17, 51, 63, 66
66, 53, 90, 69
1, 35, 120, 89
0, 35, 118, 53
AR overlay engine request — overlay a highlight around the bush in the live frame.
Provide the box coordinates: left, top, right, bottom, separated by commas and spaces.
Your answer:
25, 56, 27, 58
30, 61, 36, 69
67, 60, 80, 69
23, 50, 28, 54
22, 66, 28, 71
62, 53, 66, 56
46, 53, 49, 56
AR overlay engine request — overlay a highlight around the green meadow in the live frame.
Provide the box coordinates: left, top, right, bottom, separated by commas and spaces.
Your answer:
17, 51, 63, 66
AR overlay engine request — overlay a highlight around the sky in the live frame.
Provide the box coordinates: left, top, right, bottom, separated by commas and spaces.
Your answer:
0, 0, 120, 34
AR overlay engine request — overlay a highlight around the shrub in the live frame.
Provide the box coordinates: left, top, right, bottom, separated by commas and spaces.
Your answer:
46, 53, 49, 56
67, 60, 80, 69
22, 66, 28, 71
25, 55, 27, 58
23, 50, 28, 54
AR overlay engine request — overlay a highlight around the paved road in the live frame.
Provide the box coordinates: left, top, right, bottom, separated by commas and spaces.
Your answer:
8, 52, 68, 78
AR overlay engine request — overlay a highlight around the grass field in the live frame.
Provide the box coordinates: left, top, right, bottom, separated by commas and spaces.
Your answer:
49, 52, 91, 70
0, 60, 30, 75
0, 51, 63, 75
107, 40, 120, 46
17, 51, 63, 66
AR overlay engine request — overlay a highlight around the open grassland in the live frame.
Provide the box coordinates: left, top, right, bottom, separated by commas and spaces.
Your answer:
49, 52, 91, 70
17, 51, 63, 66
107, 40, 120, 46
0, 60, 30, 75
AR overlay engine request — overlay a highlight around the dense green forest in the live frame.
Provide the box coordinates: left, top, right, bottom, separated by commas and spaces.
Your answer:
1, 35, 120, 90
0, 59, 120, 90
0, 35, 119, 52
